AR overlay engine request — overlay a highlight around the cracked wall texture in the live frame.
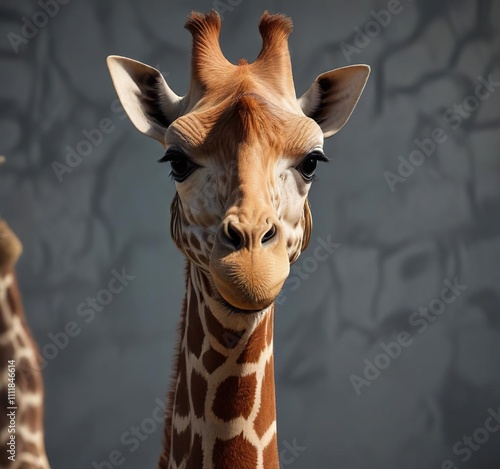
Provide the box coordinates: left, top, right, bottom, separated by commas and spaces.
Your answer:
1, 0, 500, 468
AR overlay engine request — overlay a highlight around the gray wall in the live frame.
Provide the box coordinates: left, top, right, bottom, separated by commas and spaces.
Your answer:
1, 0, 500, 468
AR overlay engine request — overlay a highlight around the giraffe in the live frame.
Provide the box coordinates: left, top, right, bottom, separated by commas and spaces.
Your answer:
107, 10, 369, 469
0, 219, 51, 469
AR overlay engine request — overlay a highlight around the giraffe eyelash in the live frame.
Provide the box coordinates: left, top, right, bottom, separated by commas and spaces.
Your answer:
295, 150, 329, 183
158, 147, 185, 163
159, 148, 200, 182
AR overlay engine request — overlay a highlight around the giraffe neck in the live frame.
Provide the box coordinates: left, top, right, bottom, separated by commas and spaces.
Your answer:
159, 262, 279, 469
0, 270, 50, 469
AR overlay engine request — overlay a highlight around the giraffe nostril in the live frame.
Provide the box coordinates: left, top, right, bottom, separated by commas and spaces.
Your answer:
261, 224, 277, 244
223, 222, 244, 250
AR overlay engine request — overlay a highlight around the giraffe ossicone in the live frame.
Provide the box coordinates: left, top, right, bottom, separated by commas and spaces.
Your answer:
108, 10, 369, 469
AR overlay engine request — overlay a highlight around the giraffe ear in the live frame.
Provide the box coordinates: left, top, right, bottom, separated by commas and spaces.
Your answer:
298, 65, 370, 138
107, 55, 182, 144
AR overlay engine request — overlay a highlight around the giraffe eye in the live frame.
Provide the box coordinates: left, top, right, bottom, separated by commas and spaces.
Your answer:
158, 148, 199, 182
296, 150, 329, 182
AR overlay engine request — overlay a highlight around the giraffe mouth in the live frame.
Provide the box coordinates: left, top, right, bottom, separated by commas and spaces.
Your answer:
209, 257, 288, 312
214, 291, 270, 314
203, 266, 276, 314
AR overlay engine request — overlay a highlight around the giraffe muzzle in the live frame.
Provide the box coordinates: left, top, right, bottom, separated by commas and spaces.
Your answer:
209, 218, 290, 311
220, 219, 279, 251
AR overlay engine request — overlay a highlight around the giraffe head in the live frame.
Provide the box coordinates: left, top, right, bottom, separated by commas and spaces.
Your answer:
107, 11, 369, 312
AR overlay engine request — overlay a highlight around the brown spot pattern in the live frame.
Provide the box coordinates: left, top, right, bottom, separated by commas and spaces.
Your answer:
19, 405, 40, 432
0, 258, 47, 466
186, 433, 203, 468
186, 287, 204, 358
237, 315, 268, 364
174, 358, 190, 418
172, 425, 192, 467
253, 357, 276, 439
17, 359, 40, 393
190, 369, 207, 419
0, 341, 15, 360
160, 284, 189, 468
202, 347, 227, 373
213, 374, 257, 421
222, 329, 244, 349
205, 305, 242, 349
213, 432, 258, 469
262, 433, 279, 468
